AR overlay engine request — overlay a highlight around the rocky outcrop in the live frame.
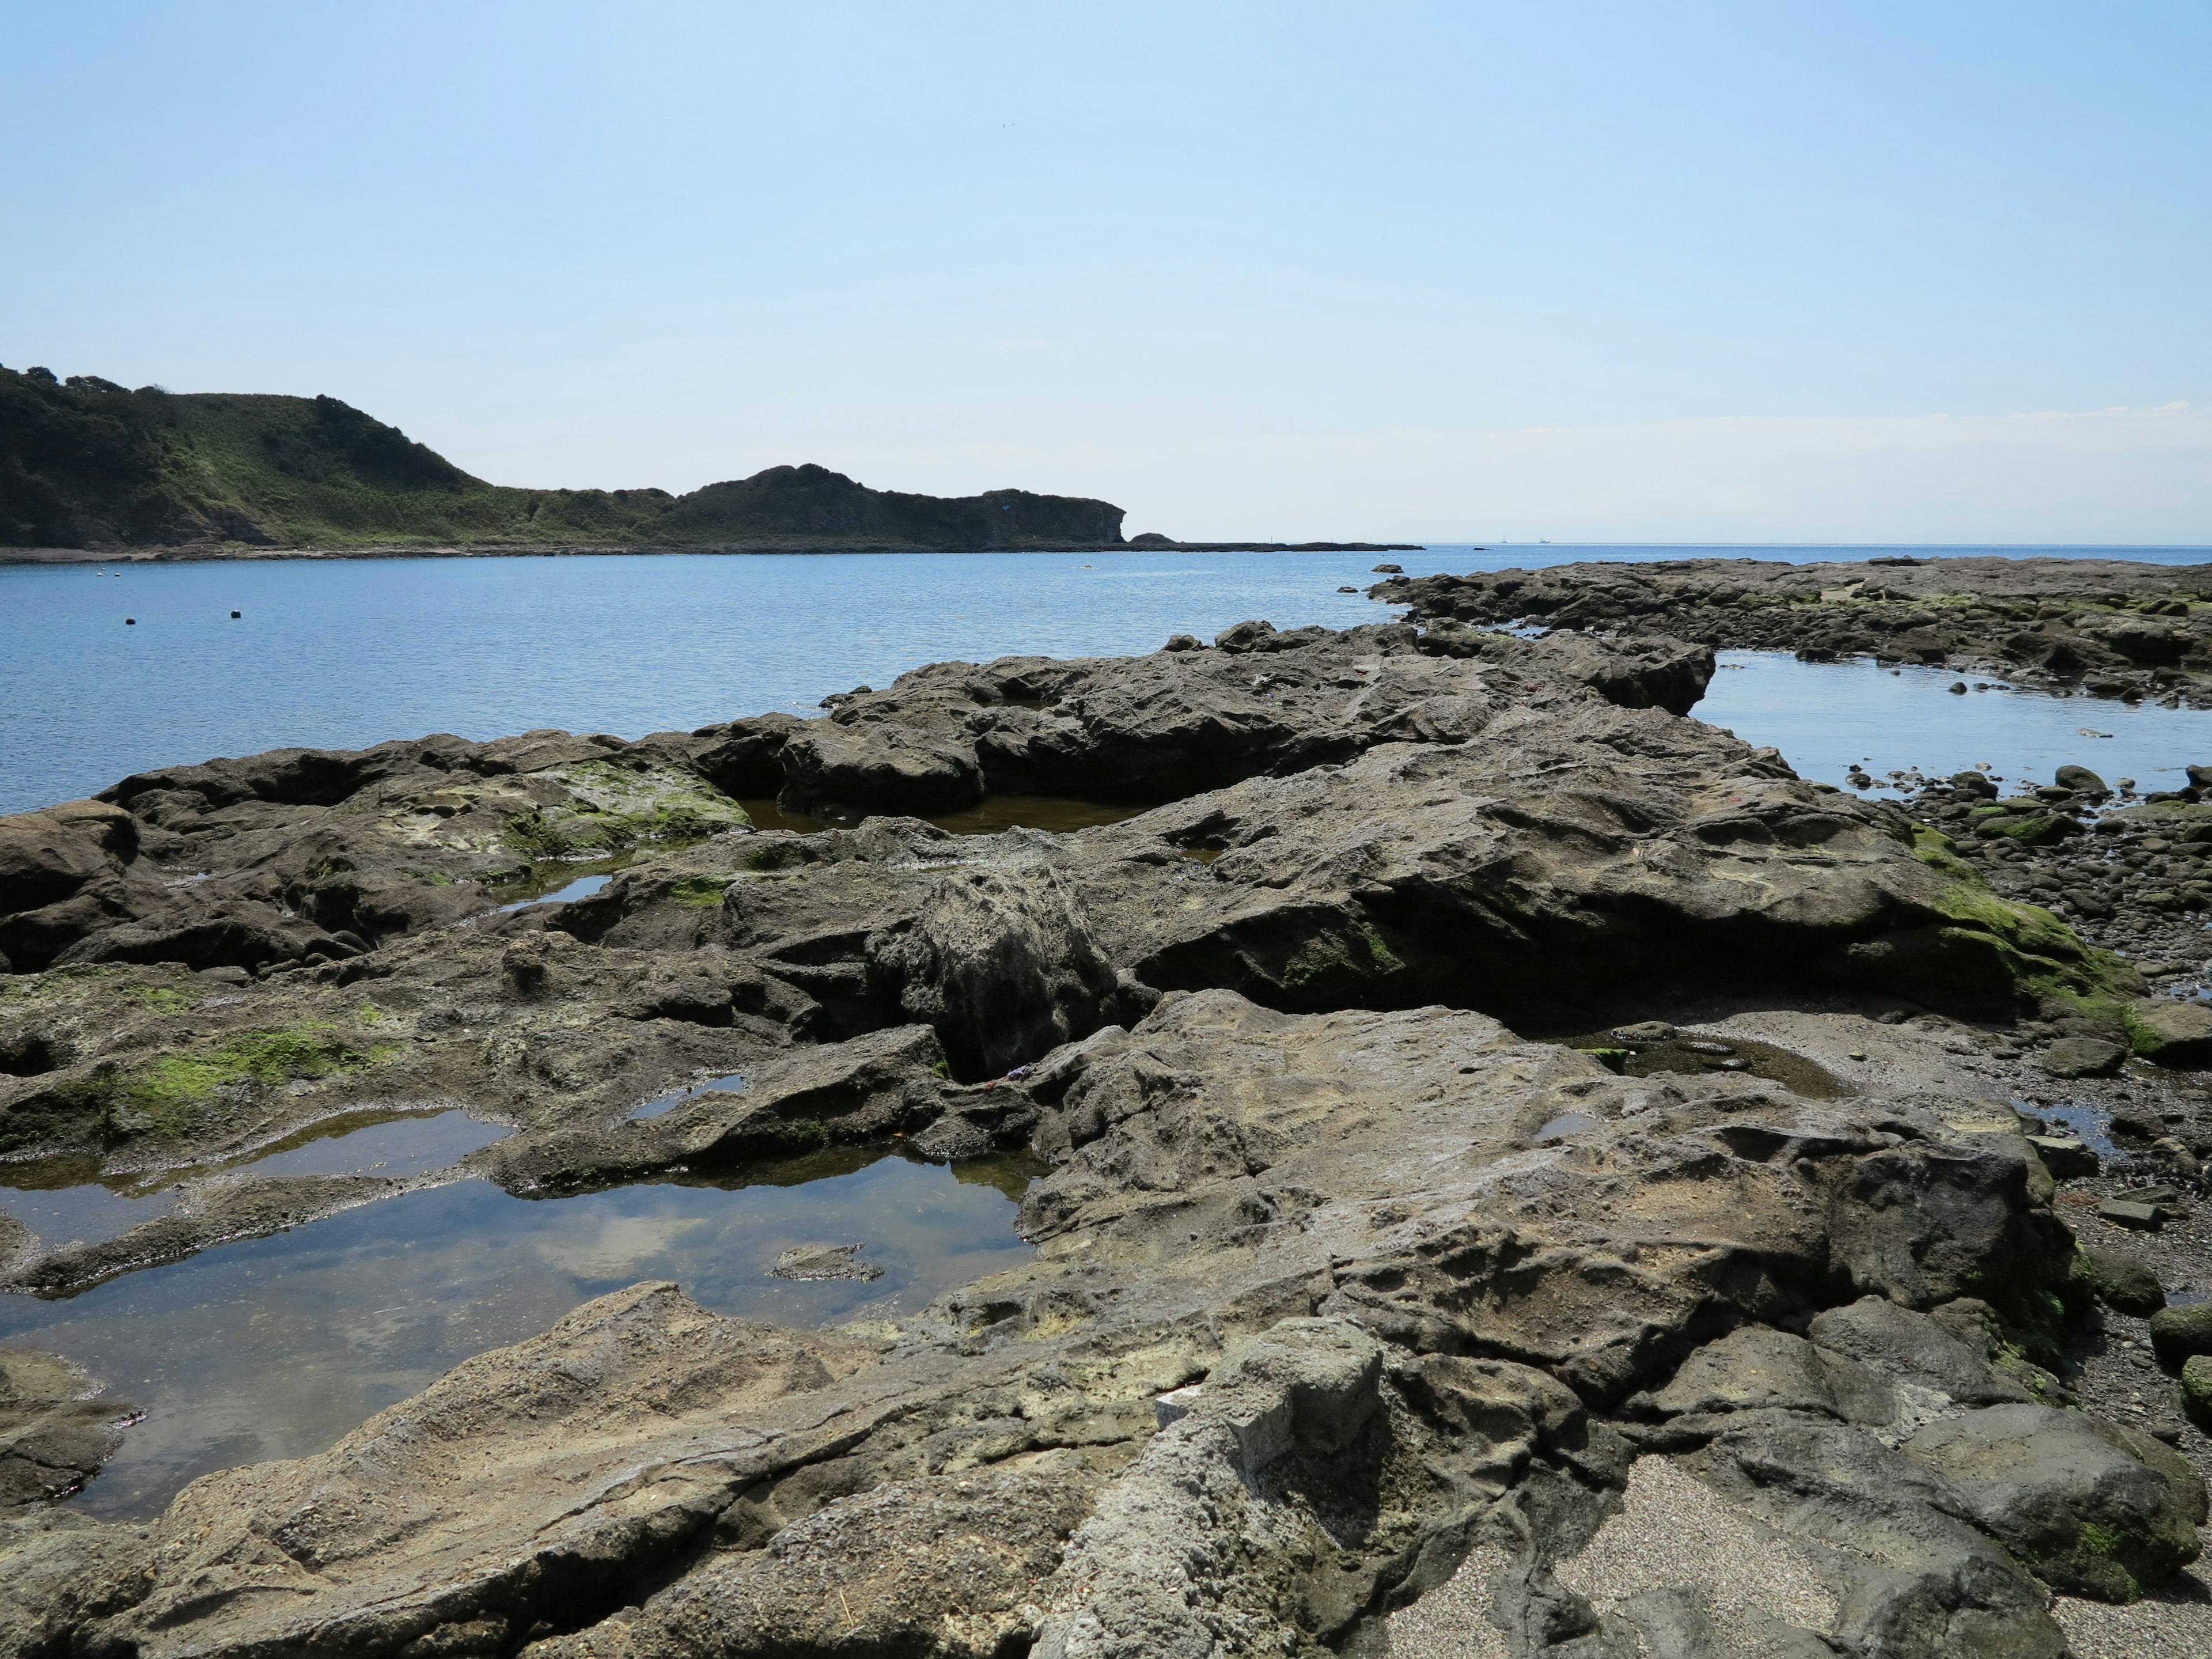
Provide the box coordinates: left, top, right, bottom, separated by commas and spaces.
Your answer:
5, 615, 2206, 1659
12, 987, 2193, 1658
1385, 554, 2212, 706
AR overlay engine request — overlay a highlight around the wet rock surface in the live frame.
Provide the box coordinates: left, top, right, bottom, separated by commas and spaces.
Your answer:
0, 1346, 131, 1511
2, 613, 2211, 1657
1384, 554, 2212, 706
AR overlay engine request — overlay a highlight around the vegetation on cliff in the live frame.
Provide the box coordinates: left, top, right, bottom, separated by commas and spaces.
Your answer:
0, 363, 1126, 550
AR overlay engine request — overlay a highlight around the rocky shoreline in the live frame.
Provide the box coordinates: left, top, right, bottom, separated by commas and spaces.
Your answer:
5, 575, 2212, 1657
1380, 554, 2212, 708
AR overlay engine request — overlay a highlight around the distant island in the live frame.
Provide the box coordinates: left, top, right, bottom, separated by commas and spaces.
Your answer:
0, 364, 1417, 559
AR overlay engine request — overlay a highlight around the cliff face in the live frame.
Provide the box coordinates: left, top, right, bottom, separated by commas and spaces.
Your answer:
0, 366, 1125, 550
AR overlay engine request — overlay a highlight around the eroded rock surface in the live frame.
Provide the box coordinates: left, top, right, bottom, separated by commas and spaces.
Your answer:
13, 986, 2192, 1658
2, 618, 2203, 1658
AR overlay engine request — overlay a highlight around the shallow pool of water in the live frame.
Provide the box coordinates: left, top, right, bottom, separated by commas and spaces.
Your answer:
0, 1146, 1035, 1519
0, 1108, 513, 1252
1700, 652, 2212, 796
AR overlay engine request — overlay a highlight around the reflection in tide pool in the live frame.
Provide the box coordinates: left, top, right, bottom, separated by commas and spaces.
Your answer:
0, 1147, 1037, 1520
0, 1108, 511, 1252
1700, 652, 2212, 794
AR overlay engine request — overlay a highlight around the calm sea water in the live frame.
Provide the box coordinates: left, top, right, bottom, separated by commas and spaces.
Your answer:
3, 543, 2210, 814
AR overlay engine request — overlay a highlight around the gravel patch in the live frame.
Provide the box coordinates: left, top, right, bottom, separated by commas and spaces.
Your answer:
1385, 1460, 1836, 1657
1386, 1543, 1510, 1659
2053, 1555, 2212, 1659
1554, 1457, 1835, 1651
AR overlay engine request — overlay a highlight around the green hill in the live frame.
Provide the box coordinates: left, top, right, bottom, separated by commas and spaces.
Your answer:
0, 363, 1127, 551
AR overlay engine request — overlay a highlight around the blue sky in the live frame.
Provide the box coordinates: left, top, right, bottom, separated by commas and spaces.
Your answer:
5, 2, 2207, 541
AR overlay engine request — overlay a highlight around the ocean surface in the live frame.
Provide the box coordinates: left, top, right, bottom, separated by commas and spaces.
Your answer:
3, 541, 2211, 816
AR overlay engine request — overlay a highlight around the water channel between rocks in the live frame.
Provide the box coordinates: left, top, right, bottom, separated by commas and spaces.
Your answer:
0, 1145, 1038, 1520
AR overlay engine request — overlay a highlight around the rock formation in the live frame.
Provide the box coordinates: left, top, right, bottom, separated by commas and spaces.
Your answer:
1, 604, 2207, 1657
1381, 554, 2212, 706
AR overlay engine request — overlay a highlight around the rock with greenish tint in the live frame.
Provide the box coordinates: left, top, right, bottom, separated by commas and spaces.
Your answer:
2148, 1301, 2212, 1365
1976, 812, 2081, 846
2075, 1246, 2165, 1315
2041, 1036, 2126, 1078
2056, 764, 2108, 796
2123, 997, 2212, 1066
1902, 1404, 2209, 1600
2183, 1355, 2212, 1430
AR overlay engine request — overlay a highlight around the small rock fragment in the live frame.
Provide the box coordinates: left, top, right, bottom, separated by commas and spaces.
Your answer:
769, 1243, 884, 1282
2098, 1199, 2165, 1232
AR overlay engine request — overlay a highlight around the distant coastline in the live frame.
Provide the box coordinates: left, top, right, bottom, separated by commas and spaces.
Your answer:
0, 536, 1424, 565
0, 367, 1419, 561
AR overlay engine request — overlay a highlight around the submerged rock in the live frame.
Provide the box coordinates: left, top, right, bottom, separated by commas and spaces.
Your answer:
0, 1347, 132, 1511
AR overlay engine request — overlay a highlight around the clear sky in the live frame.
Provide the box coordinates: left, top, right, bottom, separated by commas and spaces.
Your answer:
5, 2, 2207, 543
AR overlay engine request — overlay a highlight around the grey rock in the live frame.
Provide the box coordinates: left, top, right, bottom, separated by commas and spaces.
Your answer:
767, 1243, 881, 1282
2099, 1198, 2165, 1231
2040, 1035, 2126, 1077
1901, 1403, 2209, 1600
1645, 1324, 1891, 1426
1805, 1297, 2033, 1408
2025, 1132, 2099, 1177
2124, 995, 2212, 1066
1694, 1409, 2067, 1657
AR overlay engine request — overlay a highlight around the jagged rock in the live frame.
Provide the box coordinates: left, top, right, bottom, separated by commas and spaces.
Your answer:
1804, 1297, 2035, 1409
1902, 1404, 2208, 1600
86, 1283, 886, 1659
1688, 1409, 2070, 1656
10, 983, 2107, 1659
522, 1464, 1101, 1659
1382, 554, 2212, 707
2026, 1132, 2099, 1177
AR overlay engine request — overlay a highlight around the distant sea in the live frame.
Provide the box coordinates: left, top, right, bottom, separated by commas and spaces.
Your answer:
3, 543, 2209, 816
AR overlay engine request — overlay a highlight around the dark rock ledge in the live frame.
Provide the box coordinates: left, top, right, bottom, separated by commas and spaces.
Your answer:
1, 613, 2207, 1658
1381, 553, 2212, 707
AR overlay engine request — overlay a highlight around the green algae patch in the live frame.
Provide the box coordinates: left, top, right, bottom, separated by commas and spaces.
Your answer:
1838, 873, 2146, 1019
502, 762, 750, 860
1281, 926, 1408, 994
668, 875, 736, 907
1929, 882, 2145, 1018
109, 1025, 402, 1140
3, 1023, 406, 1152
1910, 826, 1975, 880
